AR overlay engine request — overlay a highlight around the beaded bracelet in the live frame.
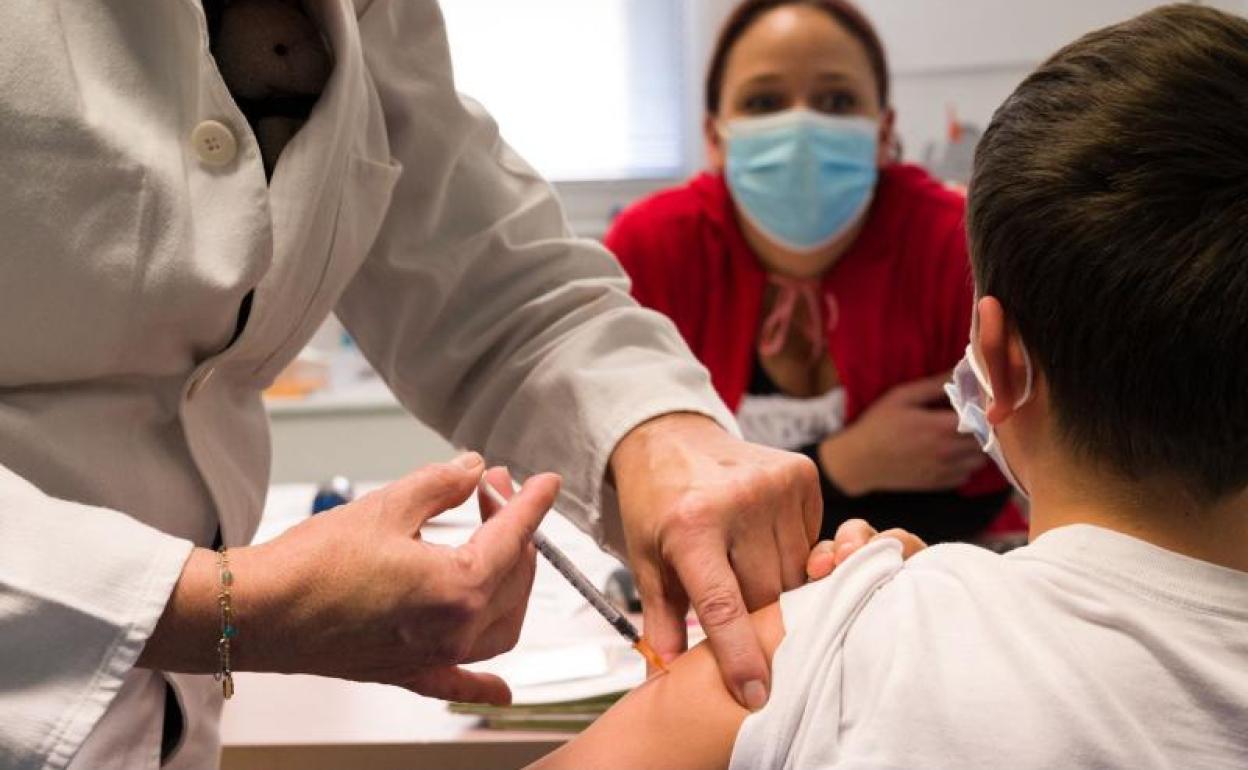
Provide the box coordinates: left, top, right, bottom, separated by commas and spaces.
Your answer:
214, 547, 236, 699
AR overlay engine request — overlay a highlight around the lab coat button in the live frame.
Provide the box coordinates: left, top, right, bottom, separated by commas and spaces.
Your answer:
187, 367, 216, 400
191, 120, 238, 167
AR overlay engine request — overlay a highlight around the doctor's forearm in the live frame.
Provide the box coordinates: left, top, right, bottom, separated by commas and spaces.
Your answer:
136, 544, 282, 673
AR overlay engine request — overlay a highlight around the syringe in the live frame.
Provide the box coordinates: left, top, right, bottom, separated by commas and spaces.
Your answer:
477, 478, 668, 673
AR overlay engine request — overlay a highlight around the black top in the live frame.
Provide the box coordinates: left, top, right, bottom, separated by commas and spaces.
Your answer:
747, 358, 1009, 544
201, 0, 330, 177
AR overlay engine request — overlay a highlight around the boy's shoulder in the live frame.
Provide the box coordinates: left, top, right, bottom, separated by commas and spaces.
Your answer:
743, 528, 1248, 770
779, 538, 1018, 637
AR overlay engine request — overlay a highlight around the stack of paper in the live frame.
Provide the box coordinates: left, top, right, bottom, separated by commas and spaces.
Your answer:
450, 642, 645, 732
448, 692, 626, 732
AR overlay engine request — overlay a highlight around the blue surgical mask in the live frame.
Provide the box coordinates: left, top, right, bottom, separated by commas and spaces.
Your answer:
945, 342, 1034, 497
721, 109, 879, 253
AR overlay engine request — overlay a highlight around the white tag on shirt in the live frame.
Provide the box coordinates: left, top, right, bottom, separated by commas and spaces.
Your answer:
737, 387, 846, 450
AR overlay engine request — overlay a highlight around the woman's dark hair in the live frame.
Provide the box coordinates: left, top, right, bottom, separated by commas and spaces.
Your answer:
968, 4, 1248, 501
705, 0, 890, 115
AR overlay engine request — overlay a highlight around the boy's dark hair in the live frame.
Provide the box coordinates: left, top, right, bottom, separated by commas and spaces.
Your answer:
968, 4, 1248, 501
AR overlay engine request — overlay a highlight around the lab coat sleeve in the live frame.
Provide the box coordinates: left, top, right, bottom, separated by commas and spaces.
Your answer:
341, 0, 737, 557
0, 466, 192, 770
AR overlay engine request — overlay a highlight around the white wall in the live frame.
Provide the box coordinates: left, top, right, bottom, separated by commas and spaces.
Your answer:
502, 0, 1248, 232
858, 0, 1241, 162
683, 0, 745, 171
691, 1, 1124, 182
1206, 0, 1248, 13
561, 0, 1241, 233
691, 0, 1243, 166
554, 0, 739, 237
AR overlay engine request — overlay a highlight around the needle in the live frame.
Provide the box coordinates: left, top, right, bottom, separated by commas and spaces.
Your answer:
477, 477, 668, 673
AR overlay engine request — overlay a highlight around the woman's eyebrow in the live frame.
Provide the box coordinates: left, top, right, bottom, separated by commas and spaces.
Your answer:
739, 72, 786, 88
739, 71, 857, 88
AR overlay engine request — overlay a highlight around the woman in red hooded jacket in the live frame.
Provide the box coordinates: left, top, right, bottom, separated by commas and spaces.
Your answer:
606, 0, 1020, 544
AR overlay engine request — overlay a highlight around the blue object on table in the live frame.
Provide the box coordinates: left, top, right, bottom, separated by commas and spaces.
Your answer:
604, 567, 642, 613
312, 475, 354, 514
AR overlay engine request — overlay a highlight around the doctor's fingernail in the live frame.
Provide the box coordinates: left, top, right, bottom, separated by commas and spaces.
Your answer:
742, 680, 769, 711
813, 540, 836, 556
453, 452, 483, 470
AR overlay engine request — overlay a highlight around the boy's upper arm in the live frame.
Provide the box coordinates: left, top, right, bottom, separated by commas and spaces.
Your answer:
527, 602, 783, 770
528, 540, 906, 770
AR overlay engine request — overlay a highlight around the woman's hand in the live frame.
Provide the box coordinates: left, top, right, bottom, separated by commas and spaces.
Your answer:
140, 454, 558, 705
818, 373, 986, 495
805, 518, 927, 580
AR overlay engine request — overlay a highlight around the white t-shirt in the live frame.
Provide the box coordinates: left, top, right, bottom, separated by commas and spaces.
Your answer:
731, 525, 1248, 769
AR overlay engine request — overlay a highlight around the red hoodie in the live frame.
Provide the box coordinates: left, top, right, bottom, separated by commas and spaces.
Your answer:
607, 164, 1012, 503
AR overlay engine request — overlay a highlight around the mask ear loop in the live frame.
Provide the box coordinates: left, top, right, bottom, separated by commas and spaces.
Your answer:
970, 303, 1035, 409
1013, 342, 1034, 409
968, 338, 1034, 410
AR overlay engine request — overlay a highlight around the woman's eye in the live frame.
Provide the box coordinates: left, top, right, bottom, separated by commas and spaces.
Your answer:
813, 91, 858, 114
741, 93, 786, 114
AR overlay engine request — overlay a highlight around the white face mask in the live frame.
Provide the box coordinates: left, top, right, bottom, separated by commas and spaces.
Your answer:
944, 342, 1034, 498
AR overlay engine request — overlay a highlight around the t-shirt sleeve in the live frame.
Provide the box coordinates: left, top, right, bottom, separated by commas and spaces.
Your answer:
729, 540, 905, 770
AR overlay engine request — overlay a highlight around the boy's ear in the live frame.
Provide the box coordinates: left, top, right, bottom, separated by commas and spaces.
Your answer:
975, 296, 1028, 425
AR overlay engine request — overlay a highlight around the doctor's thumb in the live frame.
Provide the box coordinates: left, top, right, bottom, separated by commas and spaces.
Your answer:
388, 452, 485, 530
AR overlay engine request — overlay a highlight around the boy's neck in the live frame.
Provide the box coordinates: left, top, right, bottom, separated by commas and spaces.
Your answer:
1028, 454, 1248, 572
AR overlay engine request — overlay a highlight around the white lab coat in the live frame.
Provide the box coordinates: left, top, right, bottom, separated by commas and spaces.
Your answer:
0, 1, 732, 767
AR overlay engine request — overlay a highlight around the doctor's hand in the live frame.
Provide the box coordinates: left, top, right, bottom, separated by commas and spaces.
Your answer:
254, 457, 556, 703
140, 454, 558, 706
609, 413, 821, 712
819, 372, 986, 495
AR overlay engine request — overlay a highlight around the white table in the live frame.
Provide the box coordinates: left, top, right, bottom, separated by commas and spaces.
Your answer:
220, 483, 633, 770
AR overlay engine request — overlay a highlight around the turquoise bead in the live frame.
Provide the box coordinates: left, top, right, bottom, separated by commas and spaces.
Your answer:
223, 624, 237, 639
